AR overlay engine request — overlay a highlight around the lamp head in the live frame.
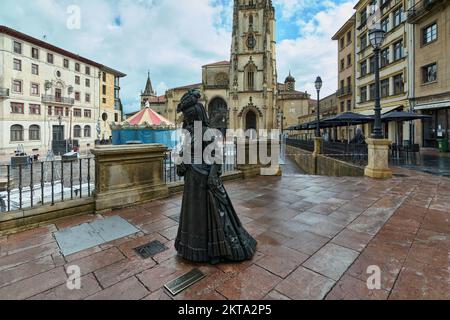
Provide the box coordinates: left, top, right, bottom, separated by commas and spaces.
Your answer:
369, 28, 385, 50
315, 76, 323, 91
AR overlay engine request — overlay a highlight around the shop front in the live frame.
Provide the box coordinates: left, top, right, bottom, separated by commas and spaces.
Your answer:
416, 102, 450, 150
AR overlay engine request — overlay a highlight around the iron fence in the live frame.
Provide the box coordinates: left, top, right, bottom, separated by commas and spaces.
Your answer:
163, 143, 238, 184
0, 157, 95, 213
322, 141, 368, 166
286, 138, 315, 152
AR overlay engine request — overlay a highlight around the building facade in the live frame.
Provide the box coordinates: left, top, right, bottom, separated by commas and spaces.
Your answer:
0, 26, 125, 156
354, 0, 410, 142
407, 0, 450, 148
138, 0, 310, 134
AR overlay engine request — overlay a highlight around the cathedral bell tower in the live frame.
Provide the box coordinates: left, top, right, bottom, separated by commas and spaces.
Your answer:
229, 0, 278, 131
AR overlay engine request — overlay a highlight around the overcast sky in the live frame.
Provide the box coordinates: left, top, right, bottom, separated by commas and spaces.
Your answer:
0, 0, 357, 113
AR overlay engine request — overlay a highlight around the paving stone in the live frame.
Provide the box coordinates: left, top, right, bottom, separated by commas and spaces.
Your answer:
326, 275, 389, 300
256, 246, 309, 278
55, 214, 100, 230
64, 247, 125, 276
303, 243, 359, 281
0, 242, 60, 272
0, 267, 68, 300
158, 225, 179, 241
331, 229, 373, 252
140, 218, 178, 235
216, 265, 282, 300
275, 267, 335, 300
284, 231, 330, 255
29, 274, 102, 300
347, 216, 387, 235
263, 290, 292, 300
142, 289, 173, 300
1, 232, 55, 257
0, 255, 55, 288
86, 276, 149, 300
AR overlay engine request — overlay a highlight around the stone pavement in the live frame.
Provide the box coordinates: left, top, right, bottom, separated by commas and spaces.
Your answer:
0, 166, 449, 300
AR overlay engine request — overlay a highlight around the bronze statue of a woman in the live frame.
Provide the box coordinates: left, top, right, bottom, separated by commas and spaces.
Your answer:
174, 89, 257, 264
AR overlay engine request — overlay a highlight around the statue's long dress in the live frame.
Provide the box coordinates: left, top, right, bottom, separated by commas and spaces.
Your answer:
175, 146, 257, 263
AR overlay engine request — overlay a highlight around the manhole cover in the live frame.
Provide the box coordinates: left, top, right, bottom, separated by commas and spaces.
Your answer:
134, 240, 168, 259
164, 268, 206, 296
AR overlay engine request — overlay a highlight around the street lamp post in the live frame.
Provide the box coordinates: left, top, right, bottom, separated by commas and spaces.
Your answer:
368, 28, 386, 139
315, 76, 323, 138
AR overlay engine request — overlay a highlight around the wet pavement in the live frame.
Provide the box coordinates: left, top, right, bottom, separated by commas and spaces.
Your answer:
0, 166, 449, 300
391, 150, 450, 178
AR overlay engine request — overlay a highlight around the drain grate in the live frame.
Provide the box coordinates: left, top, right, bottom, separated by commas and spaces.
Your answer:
134, 240, 168, 259
164, 268, 206, 296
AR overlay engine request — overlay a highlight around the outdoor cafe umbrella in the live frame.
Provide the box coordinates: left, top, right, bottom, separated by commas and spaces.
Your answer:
322, 112, 374, 143
381, 111, 432, 147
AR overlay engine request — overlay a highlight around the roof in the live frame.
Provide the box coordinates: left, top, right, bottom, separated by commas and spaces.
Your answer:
125, 105, 174, 127
169, 83, 202, 91
149, 95, 167, 104
202, 60, 230, 67
0, 25, 125, 75
142, 72, 155, 96
332, 14, 356, 40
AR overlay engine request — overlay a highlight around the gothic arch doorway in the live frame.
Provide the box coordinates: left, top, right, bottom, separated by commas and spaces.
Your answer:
245, 110, 257, 131
208, 97, 228, 133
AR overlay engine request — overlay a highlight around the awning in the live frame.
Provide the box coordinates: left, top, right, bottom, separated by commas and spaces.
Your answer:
415, 100, 450, 111
356, 106, 401, 116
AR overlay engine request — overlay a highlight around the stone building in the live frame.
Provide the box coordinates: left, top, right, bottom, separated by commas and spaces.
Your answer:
0, 25, 125, 155
138, 0, 310, 133
407, 0, 450, 148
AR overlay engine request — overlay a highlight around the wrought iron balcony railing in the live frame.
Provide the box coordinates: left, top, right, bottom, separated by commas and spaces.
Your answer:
407, 0, 444, 24
42, 95, 74, 105
337, 86, 352, 97
0, 88, 9, 98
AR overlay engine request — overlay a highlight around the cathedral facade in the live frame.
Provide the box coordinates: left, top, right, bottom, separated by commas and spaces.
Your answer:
139, 0, 310, 132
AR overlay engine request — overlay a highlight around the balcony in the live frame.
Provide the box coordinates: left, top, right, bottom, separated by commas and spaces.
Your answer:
337, 86, 352, 97
42, 95, 74, 105
407, 0, 445, 24
0, 88, 9, 98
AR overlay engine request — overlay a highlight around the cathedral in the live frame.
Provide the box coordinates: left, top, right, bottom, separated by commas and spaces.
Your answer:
140, 0, 310, 132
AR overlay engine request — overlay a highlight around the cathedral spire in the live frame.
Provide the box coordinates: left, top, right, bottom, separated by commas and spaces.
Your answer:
142, 70, 155, 96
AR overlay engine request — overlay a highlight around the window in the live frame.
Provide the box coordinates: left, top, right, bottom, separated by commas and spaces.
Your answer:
73, 125, 81, 138
48, 106, 52, 116
13, 59, 22, 71
340, 37, 345, 50
11, 125, 24, 142
393, 7, 403, 28
369, 56, 376, 73
422, 63, 437, 83
360, 33, 367, 50
341, 59, 345, 71
423, 23, 437, 45
75, 63, 80, 72
393, 74, 404, 94
381, 48, 390, 67
85, 93, 91, 103
115, 113, 119, 122
75, 76, 80, 85
347, 31, 352, 45
32, 47, 39, 59
381, 79, 390, 97
11, 102, 24, 114
12, 80, 22, 93
65, 107, 70, 117
64, 59, 69, 68
73, 108, 82, 117
31, 83, 39, 96
47, 53, 54, 64
360, 86, 367, 102
102, 98, 107, 104
381, 17, 389, 33
360, 9, 367, 27
347, 54, 351, 67
85, 66, 91, 75
75, 92, 80, 101
369, 83, 376, 100
340, 101, 345, 113
340, 80, 345, 90
13, 41, 22, 54
102, 85, 107, 95
32, 64, 39, 75
55, 107, 64, 116
102, 72, 106, 82
85, 79, 90, 87
84, 109, 92, 118
346, 100, 351, 111
29, 125, 40, 141
84, 125, 91, 138
29, 104, 41, 115
393, 40, 403, 61
247, 71, 254, 90
361, 60, 367, 77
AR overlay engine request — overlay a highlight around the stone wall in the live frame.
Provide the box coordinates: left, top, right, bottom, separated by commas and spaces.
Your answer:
286, 145, 364, 177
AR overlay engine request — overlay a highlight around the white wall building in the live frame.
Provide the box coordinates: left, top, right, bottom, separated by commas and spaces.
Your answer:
0, 26, 123, 157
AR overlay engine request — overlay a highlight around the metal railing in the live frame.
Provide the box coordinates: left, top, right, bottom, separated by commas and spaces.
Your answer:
322, 141, 368, 166
163, 143, 238, 184
337, 86, 352, 97
0, 157, 95, 213
407, 0, 443, 23
0, 88, 9, 97
42, 95, 75, 105
286, 138, 315, 152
